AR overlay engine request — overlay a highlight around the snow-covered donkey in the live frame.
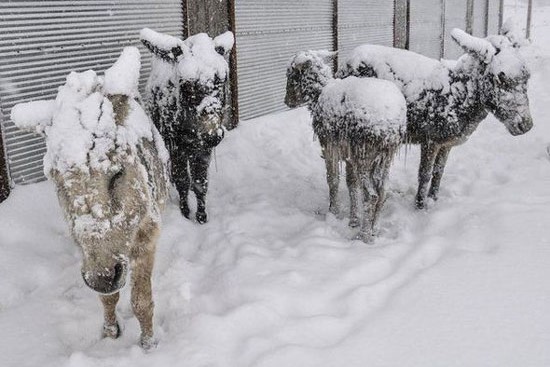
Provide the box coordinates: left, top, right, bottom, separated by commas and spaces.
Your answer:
140, 28, 234, 224
11, 48, 169, 349
285, 51, 406, 242
339, 27, 533, 208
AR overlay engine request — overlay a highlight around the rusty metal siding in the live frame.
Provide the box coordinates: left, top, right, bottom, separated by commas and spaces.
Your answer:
337, 0, 395, 63
0, 1, 184, 184
234, 0, 334, 121
409, 0, 445, 59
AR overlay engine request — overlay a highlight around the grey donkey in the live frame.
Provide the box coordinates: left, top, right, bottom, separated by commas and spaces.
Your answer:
339, 27, 533, 208
140, 28, 234, 224
285, 51, 407, 242
11, 47, 169, 349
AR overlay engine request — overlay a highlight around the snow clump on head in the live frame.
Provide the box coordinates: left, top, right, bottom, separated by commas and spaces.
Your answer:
11, 46, 164, 177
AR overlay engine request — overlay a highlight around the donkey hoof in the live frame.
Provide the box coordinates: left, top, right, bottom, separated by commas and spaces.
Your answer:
179, 202, 190, 219
354, 232, 374, 244
102, 321, 121, 339
348, 218, 360, 228
140, 335, 158, 351
415, 198, 426, 210
196, 212, 208, 224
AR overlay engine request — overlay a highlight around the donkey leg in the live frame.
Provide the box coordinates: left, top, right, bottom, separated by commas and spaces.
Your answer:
173, 150, 191, 218
428, 146, 451, 201
416, 142, 440, 209
323, 145, 340, 216
356, 165, 378, 243
372, 157, 392, 232
131, 223, 158, 349
100, 292, 120, 339
190, 149, 212, 224
346, 159, 360, 227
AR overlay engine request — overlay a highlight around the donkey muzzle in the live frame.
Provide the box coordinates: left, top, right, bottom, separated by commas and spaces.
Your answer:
82, 262, 127, 294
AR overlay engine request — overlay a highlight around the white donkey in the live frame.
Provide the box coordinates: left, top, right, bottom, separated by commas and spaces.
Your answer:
11, 47, 169, 349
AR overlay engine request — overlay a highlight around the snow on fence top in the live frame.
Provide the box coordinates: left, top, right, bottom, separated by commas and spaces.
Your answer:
11, 47, 165, 176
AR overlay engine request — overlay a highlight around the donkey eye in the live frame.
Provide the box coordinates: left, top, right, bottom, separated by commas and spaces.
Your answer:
108, 169, 124, 192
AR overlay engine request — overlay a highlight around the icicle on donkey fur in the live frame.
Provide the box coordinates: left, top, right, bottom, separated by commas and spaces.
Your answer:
285, 50, 407, 243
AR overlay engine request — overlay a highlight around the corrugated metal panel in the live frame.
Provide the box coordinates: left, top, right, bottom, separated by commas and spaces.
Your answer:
444, 0, 468, 59
487, 0, 501, 35
0, 1, 183, 184
234, 0, 333, 121
337, 0, 394, 63
472, 0, 489, 37
409, 0, 444, 59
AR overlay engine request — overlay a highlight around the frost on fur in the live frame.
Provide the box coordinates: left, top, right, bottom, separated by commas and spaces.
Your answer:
338, 28, 533, 208
285, 50, 407, 242
141, 28, 233, 224
10, 46, 169, 349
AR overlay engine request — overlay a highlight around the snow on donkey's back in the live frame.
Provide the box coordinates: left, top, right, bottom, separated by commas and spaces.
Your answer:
10, 47, 169, 350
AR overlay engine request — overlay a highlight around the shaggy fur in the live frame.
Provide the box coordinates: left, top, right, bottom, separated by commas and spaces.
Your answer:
338, 28, 533, 208
285, 51, 406, 242
141, 29, 233, 224
11, 51, 169, 349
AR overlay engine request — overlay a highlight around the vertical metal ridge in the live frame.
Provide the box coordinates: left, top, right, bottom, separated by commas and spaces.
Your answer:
234, 0, 333, 121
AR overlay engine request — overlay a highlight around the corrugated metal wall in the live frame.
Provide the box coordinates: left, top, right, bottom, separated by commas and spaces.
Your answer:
444, 0, 468, 59
472, 0, 489, 37
487, 0, 501, 35
0, 0, 184, 184
337, 0, 394, 63
409, 0, 445, 59
234, 0, 334, 121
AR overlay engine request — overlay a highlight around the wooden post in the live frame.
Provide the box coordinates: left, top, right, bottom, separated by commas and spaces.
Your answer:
440, 0, 446, 58
466, 0, 474, 34
227, 0, 239, 129
0, 110, 11, 203
526, 0, 533, 39
333, 0, 339, 70
498, 0, 504, 32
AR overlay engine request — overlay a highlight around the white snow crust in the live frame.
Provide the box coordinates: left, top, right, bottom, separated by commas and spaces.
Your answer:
451, 28, 496, 63
344, 45, 452, 101
10, 47, 165, 177
103, 47, 141, 97
142, 28, 231, 86
315, 76, 406, 142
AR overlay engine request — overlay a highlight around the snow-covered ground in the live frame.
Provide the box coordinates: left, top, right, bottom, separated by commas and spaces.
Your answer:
1, 4, 550, 367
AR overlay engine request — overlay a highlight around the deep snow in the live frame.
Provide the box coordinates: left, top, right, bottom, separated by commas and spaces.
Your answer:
1, 4, 550, 367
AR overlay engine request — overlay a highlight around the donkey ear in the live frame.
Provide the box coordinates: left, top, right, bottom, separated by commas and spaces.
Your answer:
11, 100, 56, 136
451, 28, 496, 63
321, 51, 338, 65
214, 31, 234, 57
140, 28, 185, 63
500, 18, 529, 48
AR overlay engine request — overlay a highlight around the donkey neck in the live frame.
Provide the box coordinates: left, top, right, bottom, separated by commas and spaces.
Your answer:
305, 70, 332, 112
448, 56, 491, 134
